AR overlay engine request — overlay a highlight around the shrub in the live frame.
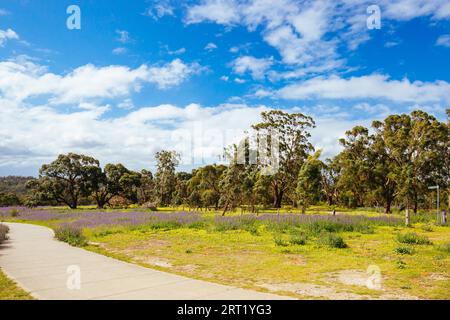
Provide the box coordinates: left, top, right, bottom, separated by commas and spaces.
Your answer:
273, 235, 289, 246
147, 221, 181, 230
187, 221, 206, 229
214, 216, 257, 232
0, 223, 9, 244
143, 202, 158, 211
394, 246, 415, 255
421, 224, 434, 232
437, 242, 450, 253
108, 196, 130, 209
409, 212, 436, 224
9, 208, 19, 217
396, 259, 407, 269
54, 224, 88, 247
289, 233, 307, 245
318, 233, 347, 248
397, 232, 432, 245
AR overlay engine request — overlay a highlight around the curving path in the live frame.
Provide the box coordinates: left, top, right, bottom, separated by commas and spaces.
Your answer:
0, 223, 291, 300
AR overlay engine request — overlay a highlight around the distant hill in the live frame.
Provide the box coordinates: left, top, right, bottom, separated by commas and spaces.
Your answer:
0, 176, 35, 206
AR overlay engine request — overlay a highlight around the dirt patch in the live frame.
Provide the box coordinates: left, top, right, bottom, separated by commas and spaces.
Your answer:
259, 279, 419, 300
324, 269, 419, 300
126, 239, 170, 251
378, 292, 419, 300
284, 254, 307, 266
134, 256, 173, 268
326, 269, 369, 287
258, 282, 365, 300
175, 264, 198, 273
427, 273, 448, 281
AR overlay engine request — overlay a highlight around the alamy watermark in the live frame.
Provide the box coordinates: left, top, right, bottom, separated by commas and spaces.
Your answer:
67, 5, 81, 30
169, 127, 280, 176
66, 265, 81, 290
366, 265, 382, 290
367, 5, 381, 30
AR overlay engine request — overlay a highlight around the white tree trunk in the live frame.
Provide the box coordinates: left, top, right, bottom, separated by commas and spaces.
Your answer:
405, 207, 410, 226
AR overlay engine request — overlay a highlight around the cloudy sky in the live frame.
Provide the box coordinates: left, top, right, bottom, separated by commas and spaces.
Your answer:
0, 0, 449, 176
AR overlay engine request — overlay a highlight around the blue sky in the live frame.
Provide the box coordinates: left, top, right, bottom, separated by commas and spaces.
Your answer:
0, 0, 449, 175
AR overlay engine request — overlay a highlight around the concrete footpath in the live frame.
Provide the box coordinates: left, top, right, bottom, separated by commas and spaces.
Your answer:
0, 223, 291, 300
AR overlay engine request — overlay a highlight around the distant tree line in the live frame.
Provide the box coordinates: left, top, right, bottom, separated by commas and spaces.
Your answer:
2, 109, 449, 216
0, 176, 35, 206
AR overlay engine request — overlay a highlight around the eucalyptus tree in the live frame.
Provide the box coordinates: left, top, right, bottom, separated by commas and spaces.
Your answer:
155, 150, 180, 206
172, 171, 192, 206
90, 163, 142, 208
321, 157, 341, 206
137, 169, 154, 204
193, 164, 226, 209
296, 150, 324, 213
27, 153, 100, 209
251, 110, 315, 208
253, 172, 274, 208
337, 126, 371, 208
219, 144, 246, 214
372, 110, 448, 223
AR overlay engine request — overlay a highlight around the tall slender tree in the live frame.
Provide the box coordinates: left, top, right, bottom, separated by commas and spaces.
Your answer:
252, 110, 315, 208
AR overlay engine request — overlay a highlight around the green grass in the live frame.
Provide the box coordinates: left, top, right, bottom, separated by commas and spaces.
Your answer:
0, 269, 33, 300
3, 206, 449, 300
397, 232, 432, 245
84, 222, 449, 299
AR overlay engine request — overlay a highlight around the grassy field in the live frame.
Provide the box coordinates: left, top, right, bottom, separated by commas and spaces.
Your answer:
0, 268, 33, 300
1, 206, 449, 300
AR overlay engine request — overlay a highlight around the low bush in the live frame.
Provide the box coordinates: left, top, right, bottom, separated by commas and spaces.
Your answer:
0, 223, 9, 244
421, 224, 434, 232
318, 233, 347, 248
187, 221, 207, 229
9, 208, 19, 217
394, 246, 415, 255
273, 235, 289, 246
397, 232, 432, 245
143, 202, 158, 211
54, 224, 88, 247
410, 212, 436, 224
289, 232, 307, 245
148, 221, 181, 230
437, 242, 450, 253
214, 216, 257, 232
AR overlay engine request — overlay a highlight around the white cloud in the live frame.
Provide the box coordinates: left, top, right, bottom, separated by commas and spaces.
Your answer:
0, 28, 19, 47
186, 0, 240, 25
204, 42, 218, 51
0, 100, 270, 173
252, 89, 273, 98
385, 41, 400, 48
0, 57, 201, 103
232, 55, 273, 80
436, 34, 450, 47
144, 1, 175, 20
117, 99, 134, 110
234, 78, 246, 84
185, 0, 450, 79
220, 75, 229, 81
1, 93, 446, 175
277, 74, 450, 103
168, 47, 186, 55
116, 30, 130, 43
380, 0, 450, 20
112, 47, 127, 55
147, 59, 201, 89
0, 9, 10, 16
353, 102, 391, 116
